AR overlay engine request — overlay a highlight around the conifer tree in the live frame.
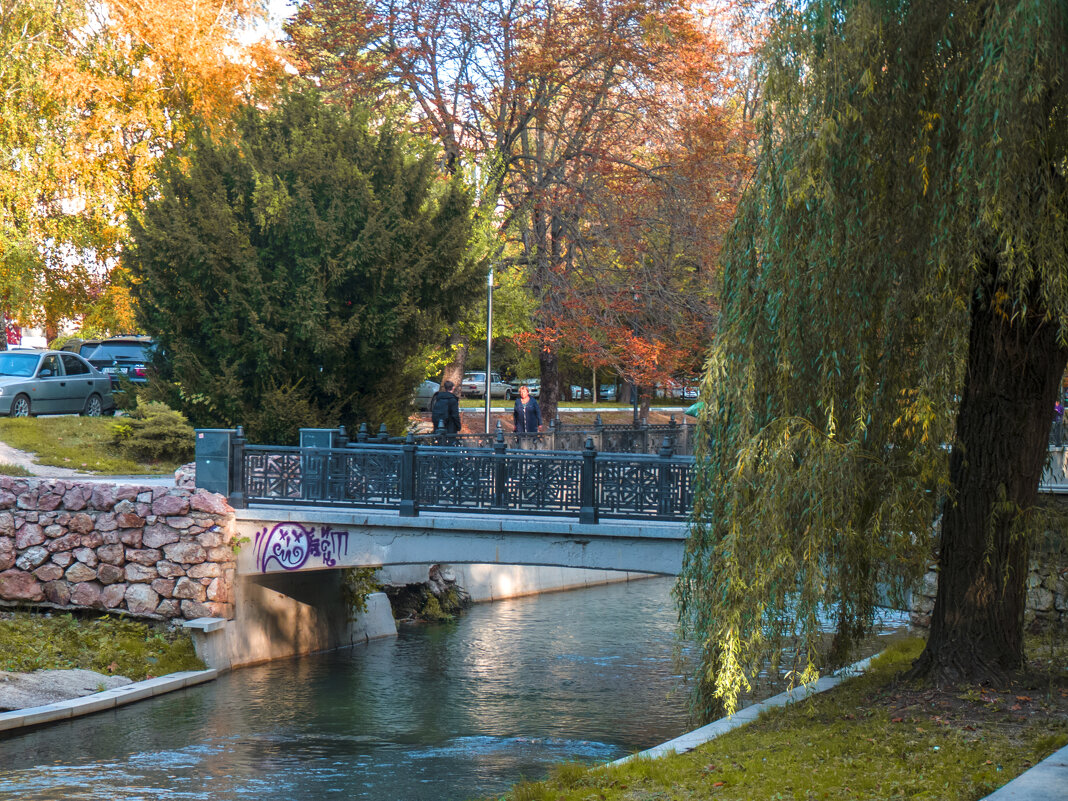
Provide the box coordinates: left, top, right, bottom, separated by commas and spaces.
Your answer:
130, 90, 478, 440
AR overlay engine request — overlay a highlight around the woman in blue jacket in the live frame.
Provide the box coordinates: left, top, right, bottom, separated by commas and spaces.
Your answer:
512, 384, 541, 435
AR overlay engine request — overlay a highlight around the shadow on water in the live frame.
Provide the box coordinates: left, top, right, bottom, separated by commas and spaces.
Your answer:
0, 577, 909, 801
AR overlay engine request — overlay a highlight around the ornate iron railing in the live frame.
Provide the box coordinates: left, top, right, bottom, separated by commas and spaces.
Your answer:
198, 427, 696, 522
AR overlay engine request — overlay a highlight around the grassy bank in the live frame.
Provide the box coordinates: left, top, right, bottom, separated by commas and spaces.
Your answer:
483, 639, 1068, 801
0, 417, 182, 475
0, 611, 204, 681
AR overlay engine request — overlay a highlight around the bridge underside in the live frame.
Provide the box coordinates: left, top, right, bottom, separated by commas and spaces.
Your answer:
234, 507, 688, 577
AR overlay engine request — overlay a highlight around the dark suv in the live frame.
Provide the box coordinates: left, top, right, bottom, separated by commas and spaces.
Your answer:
83, 336, 156, 387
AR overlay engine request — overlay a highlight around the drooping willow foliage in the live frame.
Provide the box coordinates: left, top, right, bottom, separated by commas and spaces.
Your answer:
677, 0, 1068, 720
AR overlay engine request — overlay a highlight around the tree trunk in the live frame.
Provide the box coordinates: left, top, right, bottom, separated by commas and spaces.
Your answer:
539, 346, 560, 422
910, 285, 1068, 683
440, 333, 468, 390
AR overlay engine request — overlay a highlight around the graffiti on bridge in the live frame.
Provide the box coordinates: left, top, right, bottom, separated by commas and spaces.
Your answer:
255, 522, 350, 572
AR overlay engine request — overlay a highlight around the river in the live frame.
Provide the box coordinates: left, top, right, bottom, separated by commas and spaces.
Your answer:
0, 577, 908, 800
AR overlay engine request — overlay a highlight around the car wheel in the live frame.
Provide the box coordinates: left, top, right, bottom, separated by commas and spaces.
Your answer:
504, 389, 513, 400
83, 394, 103, 417
11, 394, 31, 418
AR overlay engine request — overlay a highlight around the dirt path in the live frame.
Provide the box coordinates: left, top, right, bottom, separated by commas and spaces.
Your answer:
0, 440, 82, 477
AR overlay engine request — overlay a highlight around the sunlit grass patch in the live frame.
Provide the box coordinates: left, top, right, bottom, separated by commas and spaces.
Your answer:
0, 611, 205, 681
0, 462, 33, 476
0, 417, 183, 474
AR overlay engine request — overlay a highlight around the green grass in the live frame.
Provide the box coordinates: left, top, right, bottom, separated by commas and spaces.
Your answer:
0, 611, 205, 681
480, 639, 1068, 801
0, 462, 33, 476
0, 417, 184, 474
457, 399, 694, 410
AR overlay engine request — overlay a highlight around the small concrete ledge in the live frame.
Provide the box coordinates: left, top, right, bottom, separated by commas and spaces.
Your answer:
979, 743, 1068, 800
182, 617, 228, 633
0, 669, 217, 734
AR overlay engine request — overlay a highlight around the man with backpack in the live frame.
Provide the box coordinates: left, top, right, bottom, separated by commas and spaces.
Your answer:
430, 379, 462, 442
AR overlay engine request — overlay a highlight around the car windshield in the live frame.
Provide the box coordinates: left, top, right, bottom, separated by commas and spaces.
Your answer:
466, 373, 485, 381
86, 343, 150, 362
0, 352, 40, 377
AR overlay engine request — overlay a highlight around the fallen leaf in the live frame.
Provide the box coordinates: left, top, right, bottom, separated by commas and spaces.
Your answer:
713, 781, 726, 788
1016, 695, 1031, 702
892, 717, 904, 723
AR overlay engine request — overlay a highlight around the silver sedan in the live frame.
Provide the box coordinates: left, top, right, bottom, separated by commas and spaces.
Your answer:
0, 350, 116, 417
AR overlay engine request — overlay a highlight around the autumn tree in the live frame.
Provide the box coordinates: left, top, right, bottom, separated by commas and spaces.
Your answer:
286, 0, 738, 418
678, 0, 1068, 719
130, 90, 479, 441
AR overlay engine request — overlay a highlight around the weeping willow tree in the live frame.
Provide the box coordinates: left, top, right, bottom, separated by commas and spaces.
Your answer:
677, 0, 1068, 719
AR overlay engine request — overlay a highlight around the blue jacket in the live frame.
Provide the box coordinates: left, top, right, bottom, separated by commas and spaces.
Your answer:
513, 397, 541, 433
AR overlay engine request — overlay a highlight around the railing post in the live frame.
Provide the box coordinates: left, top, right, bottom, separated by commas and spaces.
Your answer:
436, 418, 447, 447
657, 436, 674, 516
594, 413, 604, 451
335, 425, 349, 448
357, 423, 370, 443
229, 425, 246, 509
579, 436, 599, 524
400, 432, 418, 517
493, 423, 507, 509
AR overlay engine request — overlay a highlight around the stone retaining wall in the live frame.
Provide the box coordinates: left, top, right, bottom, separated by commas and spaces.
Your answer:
0, 478, 236, 620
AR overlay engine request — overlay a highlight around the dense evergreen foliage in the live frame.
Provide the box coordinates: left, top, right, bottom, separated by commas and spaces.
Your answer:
130, 91, 478, 440
678, 0, 1068, 719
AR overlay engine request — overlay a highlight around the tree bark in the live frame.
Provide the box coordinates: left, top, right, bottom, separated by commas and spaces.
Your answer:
910, 284, 1068, 683
440, 333, 468, 390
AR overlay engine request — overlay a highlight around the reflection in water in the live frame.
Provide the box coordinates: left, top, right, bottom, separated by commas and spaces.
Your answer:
0, 578, 907, 801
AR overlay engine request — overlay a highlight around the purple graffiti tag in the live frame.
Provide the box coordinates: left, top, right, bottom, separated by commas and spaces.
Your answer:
257, 523, 313, 572
255, 524, 352, 572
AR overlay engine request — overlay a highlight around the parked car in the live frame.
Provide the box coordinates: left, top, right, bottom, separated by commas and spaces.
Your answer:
461, 371, 513, 399
83, 336, 156, 387
59, 338, 103, 357
413, 380, 440, 411
596, 384, 617, 402
509, 378, 541, 399
568, 385, 592, 401
0, 350, 115, 417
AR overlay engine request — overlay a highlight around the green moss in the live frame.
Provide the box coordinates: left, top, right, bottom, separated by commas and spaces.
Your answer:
419, 595, 454, 622
341, 567, 381, 620
0, 612, 205, 680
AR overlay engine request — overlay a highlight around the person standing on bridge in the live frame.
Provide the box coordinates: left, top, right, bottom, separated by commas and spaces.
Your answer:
431, 380, 462, 443
513, 384, 541, 444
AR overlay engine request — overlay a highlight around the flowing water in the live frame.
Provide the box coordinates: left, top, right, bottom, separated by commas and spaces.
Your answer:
0, 577, 907, 801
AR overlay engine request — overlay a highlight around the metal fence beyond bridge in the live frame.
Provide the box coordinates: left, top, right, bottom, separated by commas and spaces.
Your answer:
195, 427, 696, 524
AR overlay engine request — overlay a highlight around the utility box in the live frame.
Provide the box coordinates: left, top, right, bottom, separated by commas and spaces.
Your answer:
299, 429, 338, 450
195, 429, 234, 496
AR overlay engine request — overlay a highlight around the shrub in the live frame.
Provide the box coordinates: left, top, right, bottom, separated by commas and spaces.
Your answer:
111, 401, 195, 463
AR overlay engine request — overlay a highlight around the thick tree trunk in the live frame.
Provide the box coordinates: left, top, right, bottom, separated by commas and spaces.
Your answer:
440, 333, 468, 390
539, 346, 560, 422
910, 286, 1068, 682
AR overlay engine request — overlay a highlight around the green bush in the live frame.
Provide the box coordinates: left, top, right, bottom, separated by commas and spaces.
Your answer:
111, 401, 195, 463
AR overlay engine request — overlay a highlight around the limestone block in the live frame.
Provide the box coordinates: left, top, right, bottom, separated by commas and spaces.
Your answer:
46, 533, 80, 553
124, 563, 158, 583
97, 563, 125, 585
43, 579, 71, 605
125, 584, 160, 615
173, 577, 206, 601
15, 523, 44, 549
166, 516, 195, 530
70, 581, 104, 608
101, 530, 122, 545
0, 490, 15, 509
55, 512, 70, 525
156, 599, 181, 618
0, 537, 13, 571
38, 492, 63, 512
43, 524, 64, 538
0, 512, 13, 536
62, 485, 92, 511
153, 494, 190, 517
16, 546, 49, 571
206, 577, 231, 603
115, 512, 146, 528
51, 551, 73, 568
157, 560, 185, 578
125, 548, 162, 566
114, 486, 139, 502
113, 499, 136, 515
180, 599, 212, 619
33, 563, 63, 582
206, 601, 234, 619
101, 582, 127, 608
197, 528, 225, 548
206, 545, 235, 563
190, 491, 230, 516
120, 528, 143, 548
16, 489, 39, 510
96, 543, 125, 565
0, 569, 43, 601
1028, 586, 1055, 612
73, 546, 98, 567
68, 513, 95, 535
164, 541, 207, 565
143, 523, 179, 549
187, 562, 221, 579
65, 562, 97, 583
80, 531, 103, 549
95, 512, 118, 532
151, 578, 176, 597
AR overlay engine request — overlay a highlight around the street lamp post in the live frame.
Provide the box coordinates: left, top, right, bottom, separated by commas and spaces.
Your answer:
485, 265, 494, 434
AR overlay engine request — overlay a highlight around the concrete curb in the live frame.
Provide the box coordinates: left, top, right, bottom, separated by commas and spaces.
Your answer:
0, 669, 217, 734
609, 655, 874, 765
979, 743, 1068, 800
